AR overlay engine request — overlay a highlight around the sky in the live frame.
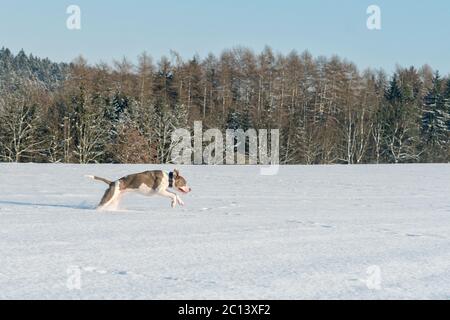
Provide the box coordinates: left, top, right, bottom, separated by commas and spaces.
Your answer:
0, 0, 449, 74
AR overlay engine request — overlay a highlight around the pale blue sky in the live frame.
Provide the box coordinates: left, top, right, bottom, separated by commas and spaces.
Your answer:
0, 0, 449, 73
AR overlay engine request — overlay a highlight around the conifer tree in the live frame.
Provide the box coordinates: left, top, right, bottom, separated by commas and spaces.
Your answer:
422, 72, 449, 160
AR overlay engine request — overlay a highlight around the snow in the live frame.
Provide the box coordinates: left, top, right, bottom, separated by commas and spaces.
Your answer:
1, 163, 450, 300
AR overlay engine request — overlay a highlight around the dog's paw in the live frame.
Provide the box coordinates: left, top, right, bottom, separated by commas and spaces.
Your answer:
177, 197, 185, 206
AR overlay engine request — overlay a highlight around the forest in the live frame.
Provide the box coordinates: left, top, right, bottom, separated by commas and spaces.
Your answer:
0, 46, 449, 164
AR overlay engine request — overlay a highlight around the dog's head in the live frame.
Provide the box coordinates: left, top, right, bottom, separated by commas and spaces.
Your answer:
172, 169, 191, 194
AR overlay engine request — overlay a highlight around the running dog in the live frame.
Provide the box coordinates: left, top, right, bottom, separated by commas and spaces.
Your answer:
86, 169, 191, 210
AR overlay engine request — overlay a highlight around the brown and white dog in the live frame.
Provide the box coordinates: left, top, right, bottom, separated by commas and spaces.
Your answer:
86, 169, 191, 210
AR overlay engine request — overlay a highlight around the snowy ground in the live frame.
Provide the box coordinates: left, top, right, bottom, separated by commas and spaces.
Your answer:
0, 163, 449, 300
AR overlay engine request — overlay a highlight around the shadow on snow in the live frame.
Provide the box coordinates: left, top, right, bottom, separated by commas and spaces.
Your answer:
0, 200, 95, 210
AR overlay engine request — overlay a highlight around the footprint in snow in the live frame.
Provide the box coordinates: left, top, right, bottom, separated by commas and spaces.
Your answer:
77, 266, 144, 278
82, 267, 107, 274
377, 229, 446, 239
406, 233, 422, 237
201, 202, 239, 212
286, 220, 335, 229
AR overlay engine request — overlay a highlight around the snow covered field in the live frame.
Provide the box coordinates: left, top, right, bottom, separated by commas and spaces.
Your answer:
1, 163, 449, 300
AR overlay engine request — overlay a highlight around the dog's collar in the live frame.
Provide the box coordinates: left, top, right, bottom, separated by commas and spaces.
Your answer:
168, 171, 174, 188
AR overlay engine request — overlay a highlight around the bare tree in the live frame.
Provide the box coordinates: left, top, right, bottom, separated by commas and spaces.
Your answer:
73, 106, 109, 164
0, 90, 45, 162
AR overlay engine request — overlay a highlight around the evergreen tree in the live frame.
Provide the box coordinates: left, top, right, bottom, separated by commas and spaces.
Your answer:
1, 46, 449, 164
105, 92, 128, 123
0, 47, 67, 91
422, 72, 449, 159
226, 107, 251, 131
445, 79, 450, 131
380, 75, 421, 163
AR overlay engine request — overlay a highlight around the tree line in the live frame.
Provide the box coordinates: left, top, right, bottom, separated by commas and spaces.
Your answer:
0, 46, 449, 164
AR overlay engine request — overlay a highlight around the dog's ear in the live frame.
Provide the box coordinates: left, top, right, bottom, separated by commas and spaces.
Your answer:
173, 169, 180, 177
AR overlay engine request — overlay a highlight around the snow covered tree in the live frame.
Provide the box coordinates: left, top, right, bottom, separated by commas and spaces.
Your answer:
0, 47, 67, 91
0, 89, 45, 162
444, 79, 450, 132
69, 89, 109, 164
152, 103, 189, 163
112, 108, 153, 164
421, 72, 449, 160
379, 74, 421, 163
226, 108, 251, 131
2, 46, 450, 164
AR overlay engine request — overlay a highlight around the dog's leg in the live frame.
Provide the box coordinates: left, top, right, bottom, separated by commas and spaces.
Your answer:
157, 189, 178, 208
108, 191, 124, 211
176, 195, 184, 206
97, 181, 121, 210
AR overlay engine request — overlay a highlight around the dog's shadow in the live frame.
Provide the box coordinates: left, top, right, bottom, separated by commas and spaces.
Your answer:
0, 200, 95, 211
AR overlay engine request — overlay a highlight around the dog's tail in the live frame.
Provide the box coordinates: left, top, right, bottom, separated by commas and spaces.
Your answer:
85, 175, 112, 185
